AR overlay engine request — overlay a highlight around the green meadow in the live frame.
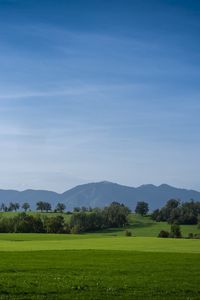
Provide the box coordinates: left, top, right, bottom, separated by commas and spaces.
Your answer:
100, 213, 200, 237
0, 250, 200, 300
0, 214, 199, 299
0, 234, 199, 253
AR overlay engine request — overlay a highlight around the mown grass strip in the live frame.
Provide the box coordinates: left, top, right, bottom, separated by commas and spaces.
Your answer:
0, 235, 199, 253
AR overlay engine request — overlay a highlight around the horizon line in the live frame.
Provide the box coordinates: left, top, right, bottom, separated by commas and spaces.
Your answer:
0, 181, 199, 194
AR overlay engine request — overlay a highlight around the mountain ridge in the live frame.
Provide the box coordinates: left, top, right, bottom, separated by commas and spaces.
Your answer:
0, 182, 200, 210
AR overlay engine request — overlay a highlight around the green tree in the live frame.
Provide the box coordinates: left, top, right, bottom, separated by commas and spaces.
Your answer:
151, 199, 200, 225
36, 201, 45, 212
170, 224, 182, 238
8, 202, 15, 212
73, 207, 81, 212
14, 213, 44, 233
135, 201, 149, 216
44, 202, 52, 212
81, 206, 87, 212
103, 202, 130, 227
14, 203, 20, 211
166, 199, 180, 210
44, 215, 65, 233
70, 224, 82, 234
0, 203, 6, 212
151, 209, 160, 221
8, 202, 20, 212
22, 202, 30, 212
55, 203, 66, 213
36, 201, 51, 212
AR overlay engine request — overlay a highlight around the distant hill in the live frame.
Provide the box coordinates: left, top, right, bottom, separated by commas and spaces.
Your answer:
0, 189, 60, 209
0, 181, 200, 211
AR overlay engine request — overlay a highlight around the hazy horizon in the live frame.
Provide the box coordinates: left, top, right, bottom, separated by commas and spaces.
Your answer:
0, 0, 200, 192
0, 180, 200, 195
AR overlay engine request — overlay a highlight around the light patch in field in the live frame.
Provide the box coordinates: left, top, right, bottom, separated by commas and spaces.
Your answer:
0, 235, 199, 253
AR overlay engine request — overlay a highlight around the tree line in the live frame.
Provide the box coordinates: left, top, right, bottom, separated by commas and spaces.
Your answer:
0, 201, 96, 213
134, 200, 200, 239
70, 202, 130, 233
0, 202, 67, 213
151, 199, 200, 225
0, 198, 199, 234
0, 202, 130, 234
0, 213, 68, 234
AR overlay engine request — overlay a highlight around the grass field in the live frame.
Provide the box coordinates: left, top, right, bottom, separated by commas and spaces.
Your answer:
0, 249, 199, 299
0, 214, 199, 299
0, 234, 200, 253
100, 214, 200, 237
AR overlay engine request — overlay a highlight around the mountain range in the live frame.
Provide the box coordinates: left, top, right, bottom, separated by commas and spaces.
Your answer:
0, 181, 200, 211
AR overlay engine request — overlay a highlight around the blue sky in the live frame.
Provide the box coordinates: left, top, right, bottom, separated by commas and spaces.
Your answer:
0, 0, 200, 191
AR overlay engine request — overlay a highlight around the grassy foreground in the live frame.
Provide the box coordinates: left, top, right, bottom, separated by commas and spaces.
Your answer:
0, 250, 199, 300
0, 215, 199, 299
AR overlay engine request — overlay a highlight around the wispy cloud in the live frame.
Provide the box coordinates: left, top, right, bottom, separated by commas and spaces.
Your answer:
0, 82, 145, 100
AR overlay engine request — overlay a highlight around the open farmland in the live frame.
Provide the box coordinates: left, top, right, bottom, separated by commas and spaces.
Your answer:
0, 214, 199, 299
0, 246, 199, 299
0, 232, 199, 299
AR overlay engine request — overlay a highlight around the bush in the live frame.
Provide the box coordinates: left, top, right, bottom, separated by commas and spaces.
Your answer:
194, 233, 200, 239
170, 224, 182, 238
70, 225, 82, 234
125, 230, 132, 237
158, 230, 169, 238
188, 233, 194, 239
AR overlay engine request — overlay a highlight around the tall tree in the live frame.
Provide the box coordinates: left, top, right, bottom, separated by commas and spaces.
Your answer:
103, 202, 130, 227
36, 201, 45, 212
0, 203, 6, 212
55, 203, 66, 213
22, 202, 30, 212
13, 203, 20, 212
135, 201, 149, 216
8, 202, 17, 212
44, 202, 52, 212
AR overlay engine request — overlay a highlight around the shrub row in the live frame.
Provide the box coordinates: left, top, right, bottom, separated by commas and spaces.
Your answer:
0, 202, 130, 233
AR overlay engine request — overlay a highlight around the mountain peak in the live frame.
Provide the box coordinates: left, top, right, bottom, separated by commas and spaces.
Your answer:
98, 181, 116, 185
158, 184, 175, 189
0, 182, 200, 211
